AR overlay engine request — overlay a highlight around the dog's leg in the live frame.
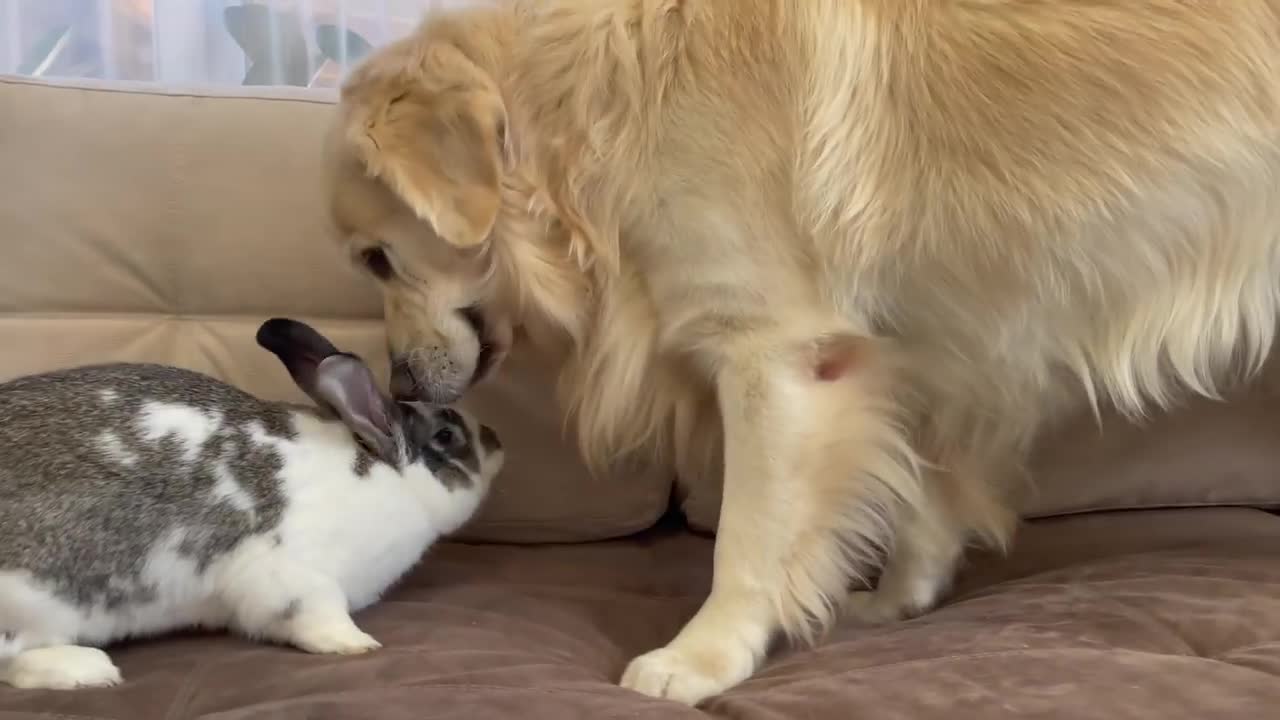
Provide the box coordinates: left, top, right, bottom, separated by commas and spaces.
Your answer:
846, 451, 1019, 623
621, 333, 916, 705
843, 497, 966, 623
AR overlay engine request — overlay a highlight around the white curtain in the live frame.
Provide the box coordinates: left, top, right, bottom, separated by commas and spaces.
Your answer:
1, 0, 468, 89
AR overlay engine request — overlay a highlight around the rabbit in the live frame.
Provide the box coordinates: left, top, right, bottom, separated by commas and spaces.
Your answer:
0, 318, 504, 690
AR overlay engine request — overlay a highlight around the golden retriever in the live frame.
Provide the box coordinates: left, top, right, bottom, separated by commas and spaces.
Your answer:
321, 0, 1280, 705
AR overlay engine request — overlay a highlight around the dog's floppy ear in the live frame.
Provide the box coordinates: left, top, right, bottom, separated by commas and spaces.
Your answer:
340, 44, 507, 250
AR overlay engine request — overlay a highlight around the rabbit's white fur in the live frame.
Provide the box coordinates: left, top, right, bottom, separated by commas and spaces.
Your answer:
0, 409, 494, 690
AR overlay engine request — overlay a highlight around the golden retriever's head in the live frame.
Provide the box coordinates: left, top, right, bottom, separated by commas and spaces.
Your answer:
324, 31, 515, 404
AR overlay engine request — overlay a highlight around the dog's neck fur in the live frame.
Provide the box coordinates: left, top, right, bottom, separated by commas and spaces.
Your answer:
416, 2, 727, 484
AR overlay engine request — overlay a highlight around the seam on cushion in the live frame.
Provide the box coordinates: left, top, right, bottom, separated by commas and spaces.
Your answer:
195, 684, 685, 719
771, 646, 1280, 686
464, 512, 667, 536
0, 714, 110, 720
1025, 501, 1280, 522
961, 573, 1280, 594
457, 521, 662, 543
948, 554, 1280, 604
1075, 584, 1200, 657
468, 507, 667, 529
382, 588, 705, 605
1213, 640, 1280, 659
950, 575, 1280, 609
369, 601, 641, 650
369, 649, 600, 669
461, 500, 671, 541
471, 496, 671, 525
356, 656, 605, 684
461, 493, 669, 536
0, 74, 337, 105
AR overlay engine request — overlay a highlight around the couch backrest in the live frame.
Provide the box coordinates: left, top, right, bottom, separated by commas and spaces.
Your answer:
3, 76, 1278, 544
0, 76, 671, 544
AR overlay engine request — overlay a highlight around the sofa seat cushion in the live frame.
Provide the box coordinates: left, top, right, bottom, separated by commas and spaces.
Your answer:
2, 508, 1278, 719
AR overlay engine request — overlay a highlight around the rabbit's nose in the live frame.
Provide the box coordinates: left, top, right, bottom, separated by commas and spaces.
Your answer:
389, 356, 419, 400
478, 425, 502, 454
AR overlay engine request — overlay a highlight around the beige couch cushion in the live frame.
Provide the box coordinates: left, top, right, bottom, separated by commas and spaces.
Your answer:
4, 75, 1278, 543
0, 75, 671, 544
1023, 358, 1280, 518
681, 362, 1280, 533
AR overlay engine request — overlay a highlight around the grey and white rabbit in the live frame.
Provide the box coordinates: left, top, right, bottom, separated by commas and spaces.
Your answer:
0, 318, 503, 690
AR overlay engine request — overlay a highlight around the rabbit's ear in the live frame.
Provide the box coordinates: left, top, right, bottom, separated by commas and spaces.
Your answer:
256, 318, 341, 394
256, 318, 402, 465
312, 354, 403, 466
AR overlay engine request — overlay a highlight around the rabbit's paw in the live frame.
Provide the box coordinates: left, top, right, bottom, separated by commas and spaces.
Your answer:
2, 646, 122, 690
289, 616, 382, 655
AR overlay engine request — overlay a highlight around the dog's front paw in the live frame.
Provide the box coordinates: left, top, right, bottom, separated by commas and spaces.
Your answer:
288, 617, 382, 655
843, 590, 905, 625
843, 588, 936, 625
620, 641, 756, 705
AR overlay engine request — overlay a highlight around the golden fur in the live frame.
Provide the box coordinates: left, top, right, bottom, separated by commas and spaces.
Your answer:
322, 0, 1280, 704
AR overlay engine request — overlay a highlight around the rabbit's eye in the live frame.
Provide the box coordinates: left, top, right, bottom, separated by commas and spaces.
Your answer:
433, 426, 461, 451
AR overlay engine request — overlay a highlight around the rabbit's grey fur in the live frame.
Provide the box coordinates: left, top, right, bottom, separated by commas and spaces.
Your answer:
0, 320, 503, 690
0, 364, 296, 611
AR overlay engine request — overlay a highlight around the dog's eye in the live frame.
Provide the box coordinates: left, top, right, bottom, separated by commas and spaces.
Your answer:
360, 247, 393, 280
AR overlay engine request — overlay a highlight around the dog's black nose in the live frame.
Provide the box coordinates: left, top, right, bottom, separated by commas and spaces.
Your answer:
389, 356, 418, 401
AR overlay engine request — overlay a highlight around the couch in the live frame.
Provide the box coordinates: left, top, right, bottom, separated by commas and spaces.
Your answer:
2, 75, 1279, 720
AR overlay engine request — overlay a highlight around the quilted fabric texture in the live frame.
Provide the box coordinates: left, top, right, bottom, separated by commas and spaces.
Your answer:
1, 508, 1278, 719
0, 75, 671, 544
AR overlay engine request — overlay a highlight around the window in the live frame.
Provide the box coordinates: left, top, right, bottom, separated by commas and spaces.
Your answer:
1, 1, 467, 89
